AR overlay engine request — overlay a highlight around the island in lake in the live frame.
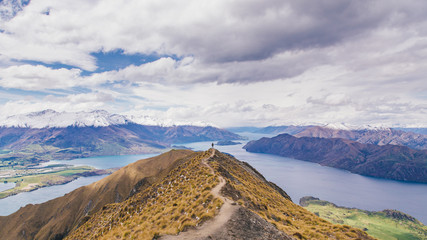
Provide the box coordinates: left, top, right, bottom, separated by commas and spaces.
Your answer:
216, 140, 241, 146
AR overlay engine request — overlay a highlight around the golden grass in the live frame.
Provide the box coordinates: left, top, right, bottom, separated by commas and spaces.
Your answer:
210, 151, 375, 240
67, 150, 375, 240
67, 151, 222, 240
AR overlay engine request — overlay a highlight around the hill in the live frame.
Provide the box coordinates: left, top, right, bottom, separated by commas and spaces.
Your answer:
243, 134, 427, 182
0, 149, 374, 240
301, 196, 427, 240
0, 149, 193, 240
295, 125, 427, 150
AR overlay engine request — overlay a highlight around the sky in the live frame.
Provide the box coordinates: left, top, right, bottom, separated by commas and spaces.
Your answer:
0, 0, 427, 127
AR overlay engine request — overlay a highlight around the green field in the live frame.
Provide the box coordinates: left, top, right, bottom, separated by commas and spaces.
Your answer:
0, 166, 112, 199
301, 196, 427, 240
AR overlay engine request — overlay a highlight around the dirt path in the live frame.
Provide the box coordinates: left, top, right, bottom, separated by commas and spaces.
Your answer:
161, 149, 239, 240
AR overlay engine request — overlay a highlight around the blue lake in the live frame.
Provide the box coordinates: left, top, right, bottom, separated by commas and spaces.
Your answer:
0, 133, 426, 225
0, 153, 156, 216
40, 153, 158, 169
0, 182, 15, 192
184, 133, 427, 225
0, 175, 106, 216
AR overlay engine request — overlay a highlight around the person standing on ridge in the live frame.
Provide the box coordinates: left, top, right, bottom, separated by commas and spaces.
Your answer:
212, 143, 214, 148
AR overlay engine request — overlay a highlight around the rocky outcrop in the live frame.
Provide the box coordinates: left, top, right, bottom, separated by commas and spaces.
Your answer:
205, 207, 294, 240
244, 134, 427, 182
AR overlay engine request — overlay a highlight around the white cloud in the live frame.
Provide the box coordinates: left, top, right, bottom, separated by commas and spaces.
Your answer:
0, 0, 427, 127
0, 91, 116, 117
0, 64, 84, 90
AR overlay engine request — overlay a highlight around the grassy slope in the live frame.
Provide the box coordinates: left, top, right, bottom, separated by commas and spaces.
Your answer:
211, 151, 374, 240
0, 149, 193, 240
302, 197, 427, 240
67, 151, 221, 239
67, 150, 374, 240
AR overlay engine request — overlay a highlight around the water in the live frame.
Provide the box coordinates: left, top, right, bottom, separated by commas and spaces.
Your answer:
40, 153, 158, 169
0, 153, 156, 216
185, 133, 427, 225
0, 182, 15, 192
1, 133, 427, 225
0, 175, 106, 216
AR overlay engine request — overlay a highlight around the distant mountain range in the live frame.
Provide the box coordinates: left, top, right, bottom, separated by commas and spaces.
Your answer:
0, 110, 242, 165
228, 125, 309, 135
232, 124, 427, 150
244, 134, 427, 183
0, 109, 214, 128
295, 125, 427, 150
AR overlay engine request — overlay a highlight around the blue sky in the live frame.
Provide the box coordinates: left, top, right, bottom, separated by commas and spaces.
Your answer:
0, 0, 427, 127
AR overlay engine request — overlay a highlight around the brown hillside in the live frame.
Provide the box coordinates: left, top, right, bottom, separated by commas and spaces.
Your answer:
0, 149, 193, 240
66, 149, 374, 240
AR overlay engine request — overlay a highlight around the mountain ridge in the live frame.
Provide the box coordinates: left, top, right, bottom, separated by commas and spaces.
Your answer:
0, 149, 374, 240
0, 121, 242, 167
1, 110, 216, 129
296, 125, 427, 150
244, 133, 427, 182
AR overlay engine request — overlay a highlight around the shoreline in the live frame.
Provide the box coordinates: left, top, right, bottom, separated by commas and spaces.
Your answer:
0, 168, 115, 200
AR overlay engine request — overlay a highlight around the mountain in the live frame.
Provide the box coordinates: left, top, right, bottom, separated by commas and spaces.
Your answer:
0, 110, 242, 166
295, 125, 427, 150
0, 149, 373, 240
1, 110, 131, 128
0, 150, 193, 240
396, 128, 427, 135
254, 125, 311, 135
244, 134, 427, 182
228, 125, 309, 135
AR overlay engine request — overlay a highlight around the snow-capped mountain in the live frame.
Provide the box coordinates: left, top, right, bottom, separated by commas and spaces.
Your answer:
0, 109, 242, 162
321, 123, 391, 131
0, 110, 216, 128
125, 114, 215, 128
0, 0, 30, 21
1, 110, 131, 128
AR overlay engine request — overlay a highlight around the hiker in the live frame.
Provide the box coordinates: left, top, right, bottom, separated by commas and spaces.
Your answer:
212, 143, 214, 148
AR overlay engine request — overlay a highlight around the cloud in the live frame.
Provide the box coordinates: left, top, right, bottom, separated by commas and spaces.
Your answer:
0, 91, 117, 117
0, 64, 84, 90
1, 0, 427, 127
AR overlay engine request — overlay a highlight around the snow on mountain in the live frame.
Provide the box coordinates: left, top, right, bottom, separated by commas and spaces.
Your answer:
125, 113, 216, 127
0, 110, 216, 128
0, 110, 131, 128
322, 123, 391, 131
0, 0, 30, 21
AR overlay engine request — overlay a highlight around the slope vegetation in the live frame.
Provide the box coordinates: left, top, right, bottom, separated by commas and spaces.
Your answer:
0, 149, 193, 240
244, 134, 427, 182
66, 149, 373, 240
301, 196, 427, 240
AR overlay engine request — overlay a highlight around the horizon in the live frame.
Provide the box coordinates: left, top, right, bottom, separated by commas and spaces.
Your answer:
1, 108, 426, 129
1, 1, 427, 127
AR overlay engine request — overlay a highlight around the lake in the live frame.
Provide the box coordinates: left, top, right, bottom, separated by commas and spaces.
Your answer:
0, 133, 426, 225
0, 175, 106, 216
183, 133, 427, 225
0, 182, 15, 192
0, 153, 156, 216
